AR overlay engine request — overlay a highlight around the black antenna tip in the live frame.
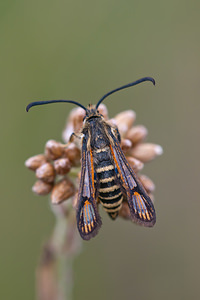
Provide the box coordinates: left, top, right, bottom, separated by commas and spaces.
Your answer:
144, 76, 156, 86
26, 101, 37, 112
150, 77, 156, 86
26, 104, 31, 112
96, 76, 156, 109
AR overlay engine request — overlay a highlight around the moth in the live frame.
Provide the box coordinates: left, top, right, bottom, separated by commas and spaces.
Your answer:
26, 77, 156, 240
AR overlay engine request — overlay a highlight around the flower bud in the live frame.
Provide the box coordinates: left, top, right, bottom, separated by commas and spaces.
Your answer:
121, 139, 132, 153
139, 175, 155, 193
126, 125, 148, 145
36, 162, 55, 183
72, 107, 85, 132
45, 140, 64, 160
54, 158, 71, 175
148, 193, 155, 203
97, 104, 109, 120
63, 144, 81, 166
129, 143, 163, 163
119, 202, 131, 219
62, 107, 85, 142
32, 180, 53, 195
126, 156, 144, 172
77, 171, 81, 181
51, 178, 75, 204
114, 110, 136, 137
72, 191, 78, 209
25, 154, 47, 171
62, 123, 74, 144
106, 118, 117, 128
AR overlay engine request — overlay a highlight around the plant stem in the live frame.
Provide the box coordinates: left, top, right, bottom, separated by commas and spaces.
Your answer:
36, 201, 82, 300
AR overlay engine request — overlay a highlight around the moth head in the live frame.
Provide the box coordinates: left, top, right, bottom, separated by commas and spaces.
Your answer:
83, 104, 104, 123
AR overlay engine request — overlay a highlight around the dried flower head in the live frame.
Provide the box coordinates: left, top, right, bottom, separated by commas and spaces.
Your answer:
25, 103, 162, 222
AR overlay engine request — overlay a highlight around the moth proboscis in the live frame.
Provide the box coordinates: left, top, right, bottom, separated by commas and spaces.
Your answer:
26, 77, 156, 240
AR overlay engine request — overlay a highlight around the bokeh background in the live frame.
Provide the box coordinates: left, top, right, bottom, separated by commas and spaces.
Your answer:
1, 1, 200, 299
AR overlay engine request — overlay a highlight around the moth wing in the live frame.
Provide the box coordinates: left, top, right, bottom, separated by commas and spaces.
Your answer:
109, 131, 156, 227
77, 140, 102, 240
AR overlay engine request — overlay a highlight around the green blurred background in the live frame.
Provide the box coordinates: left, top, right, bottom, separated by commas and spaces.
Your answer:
1, 0, 200, 299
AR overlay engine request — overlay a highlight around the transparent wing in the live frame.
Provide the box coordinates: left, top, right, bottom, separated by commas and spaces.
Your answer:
109, 130, 156, 227
76, 139, 102, 240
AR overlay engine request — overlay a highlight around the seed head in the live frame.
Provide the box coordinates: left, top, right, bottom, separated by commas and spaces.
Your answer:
32, 180, 53, 195
51, 178, 75, 204
114, 110, 136, 137
25, 154, 47, 171
25, 105, 162, 222
36, 163, 55, 183
53, 158, 71, 175
97, 104, 109, 120
63, 144, 81, 167
129, 143, 163, 163
139, 174, 155, 195
45, 140, 64, 160
121, 139, 132, 153
126, 125, 148, 145
126, 156, 144, 172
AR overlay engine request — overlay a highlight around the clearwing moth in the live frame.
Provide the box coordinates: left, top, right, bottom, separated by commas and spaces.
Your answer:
26, 77, 156, 240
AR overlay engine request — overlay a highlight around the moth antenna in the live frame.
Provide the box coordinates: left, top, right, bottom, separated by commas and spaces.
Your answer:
26, 100, 87, 112
95, 77, 155, 109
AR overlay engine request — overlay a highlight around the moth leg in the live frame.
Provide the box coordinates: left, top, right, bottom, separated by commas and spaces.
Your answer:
64, 132, 84, 149
59, 133, 84, 149
69, 132, 84, 142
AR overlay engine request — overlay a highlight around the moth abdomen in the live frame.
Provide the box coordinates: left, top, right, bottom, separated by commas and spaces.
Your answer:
94, 149, 123, 220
